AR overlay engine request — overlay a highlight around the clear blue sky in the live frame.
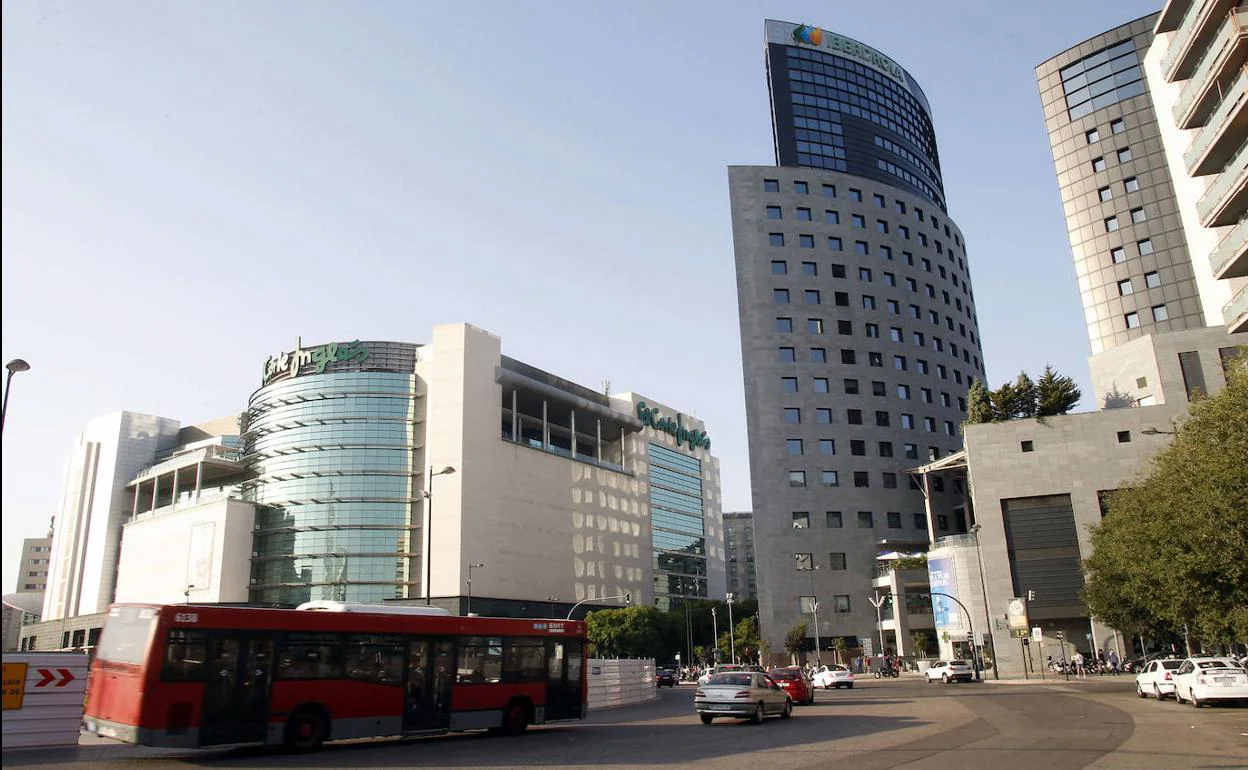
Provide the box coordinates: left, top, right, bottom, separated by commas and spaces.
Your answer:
1, 0, 1161, 591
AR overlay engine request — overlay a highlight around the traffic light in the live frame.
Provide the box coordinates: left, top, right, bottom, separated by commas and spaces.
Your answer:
1055, 630, 1064, 641
966, 631, 974, 643
1027, 590, 1036, 601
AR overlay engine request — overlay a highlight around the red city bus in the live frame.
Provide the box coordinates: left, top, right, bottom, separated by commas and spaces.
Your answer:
83, 601, 588, 750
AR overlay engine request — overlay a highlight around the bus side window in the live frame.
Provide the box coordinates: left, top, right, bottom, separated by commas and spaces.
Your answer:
457, 636, 503, 684
345, 634, 405, 685
277, 633, 343, 680
502, 638, 547, 684
163, 630, 208, 681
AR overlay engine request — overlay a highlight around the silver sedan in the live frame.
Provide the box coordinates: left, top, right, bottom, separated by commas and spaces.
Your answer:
694, 671, 793, 724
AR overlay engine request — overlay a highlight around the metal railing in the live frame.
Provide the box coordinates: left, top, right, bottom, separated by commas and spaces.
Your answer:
1224, 284, 1248, 330
1197, 140, 1248, 226
1163, 0, 1232, 80
1173, 9, 1248, 127
1184, 69, 1248, 174
1210, 217, 1248, 279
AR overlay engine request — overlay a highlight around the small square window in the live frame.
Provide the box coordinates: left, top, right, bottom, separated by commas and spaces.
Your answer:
830, 263, 847, 278
804, 289, 821, 304
1111, 247, 1126, 264
819, 439, 835, 455
829, 552, 847, 570
879, 442, 894, 458
1117, 430, 1131, 443
815, 408, 832, 424
865, 323, 880, 338
828, 236, 843, 251
778, 347, 796, 362
1152, 304, 1169, 321
841, 349, 857, 365
880, 245, 893, 260
843, 378, 859, 395
822, 183, 836, 197
769, 233, 785, 247
1098, 186, 1112, 202
1085, 128, 1100, 143
1131, 207, 1146, 224
821, 470, 839, 487
900, 414, 914, 429
863, 295, 876, 310
1092, 157, 1106, 172
837, 320, 853, 336
1117, 278, 1133, 296
876, 219, 889, 234
808, 318, 824, 334
857, 511, 874, 527
783, 407, 801, 423
1124, 177, 1139, 193
1137, 238, 1154, 255
799, 234, 815, 248
825, 210, 840, 224
776, 317, 793, 332
852, 214, 866, 228
789, 470, 807, 486
1111, 118, 1125, 134
1105, 216, 1119, 232
904, 443, 918, 459
1124, 311, 1140, 329
794, 181, 809, 194
849, 188, 862, 202
813, 377, 829, 393
1021, 440, 1034, 453
850, 439, 866, 456
860, 267, 873, 282
899, 225, 910, 239
897, 384, 911, 399
770, 260, 788, 275
773, 289, 790, 304
791, 511, 809, 528
766, 205, 782, 219
781, 376, 798, 392
872, 381, 886, 397
847, 409, 863, 425
895, 200, 906, 213
887, 511, 902, 529
810, 347, 827, 363
868, 352, 883, 367
802, 261, 817, 276
883, 271, 896, 286
873, 193, 886, 208
825, 511, 844, 529
875, 410, 890, 427
1144, 271, 1161, 288
1117, 147, 1132, 163
853, 471, 870, 488
796, 207, 812, 221
764, 179, 780, 192
786, 439, 804, 456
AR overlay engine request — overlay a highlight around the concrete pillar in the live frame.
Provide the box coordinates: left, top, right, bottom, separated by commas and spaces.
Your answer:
151, 473, 159, 512
172, 467, 180, 509
195, 462, 204, 503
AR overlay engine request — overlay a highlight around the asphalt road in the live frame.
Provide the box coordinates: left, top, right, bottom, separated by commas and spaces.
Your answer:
5, 677, 1246, 769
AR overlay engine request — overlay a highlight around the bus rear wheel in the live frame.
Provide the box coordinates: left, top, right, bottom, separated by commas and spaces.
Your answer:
498, 700, 529, 736
284, 709, 327, 752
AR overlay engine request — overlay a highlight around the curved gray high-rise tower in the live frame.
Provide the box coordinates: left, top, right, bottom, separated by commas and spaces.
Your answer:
731, 20, 986, 658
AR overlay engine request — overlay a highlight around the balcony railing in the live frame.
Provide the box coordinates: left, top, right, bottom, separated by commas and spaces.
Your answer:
1210, 217, 1248, 279
1197, 141, 1248, 226
1163, 0, 1237, 81
1185, 69, 1248, 176
1174, 9, 1248, 129
1224, 284, 1248, 333
1157, 0, 1198, 35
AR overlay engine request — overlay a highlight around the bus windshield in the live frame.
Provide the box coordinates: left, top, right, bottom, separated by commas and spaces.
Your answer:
96, 606, 158, 665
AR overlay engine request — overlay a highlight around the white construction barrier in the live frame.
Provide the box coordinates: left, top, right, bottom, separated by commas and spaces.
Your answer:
587, 658, 658, 710
2, 652, 89, 749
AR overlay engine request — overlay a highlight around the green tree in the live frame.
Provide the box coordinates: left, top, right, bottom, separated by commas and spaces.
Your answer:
966, 378, 995, 424
731, 615, 764, 664
784, 621, 810, 662
832, 636, 848, 665
1083, 352, 1248, 646
585, 605, 667, 659
988, 379, 1018, 422
1013, 372, 1038, 417
1036, 364, 1081, 416
910, 631, 930, 658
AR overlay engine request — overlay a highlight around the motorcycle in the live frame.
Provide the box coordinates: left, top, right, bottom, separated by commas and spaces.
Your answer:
873, 665, 900, 678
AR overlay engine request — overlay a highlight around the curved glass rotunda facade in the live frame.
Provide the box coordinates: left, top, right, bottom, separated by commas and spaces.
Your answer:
244, 342, 423, 606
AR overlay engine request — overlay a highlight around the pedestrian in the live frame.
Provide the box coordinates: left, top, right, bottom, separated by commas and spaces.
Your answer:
1073, 651, 1086, 678
1107, 649, 1120, 673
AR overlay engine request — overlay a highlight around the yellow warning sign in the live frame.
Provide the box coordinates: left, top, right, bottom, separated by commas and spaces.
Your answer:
2, 662, 28, 710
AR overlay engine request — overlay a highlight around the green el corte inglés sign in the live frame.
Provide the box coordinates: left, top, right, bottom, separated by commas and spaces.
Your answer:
263, 340, 369, 384
636, 401, 711, 451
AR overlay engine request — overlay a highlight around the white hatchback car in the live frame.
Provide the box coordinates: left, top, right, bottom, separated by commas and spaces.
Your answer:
1172, 657, 1248, 708
923, 660, 974, 683
811, 663, 855, 689
1134, 658, 1183, 699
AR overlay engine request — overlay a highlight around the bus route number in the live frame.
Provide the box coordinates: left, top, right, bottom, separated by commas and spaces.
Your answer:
174, 612, 199, 623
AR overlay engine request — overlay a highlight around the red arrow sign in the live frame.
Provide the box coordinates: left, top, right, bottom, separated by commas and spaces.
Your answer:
33, 668, 75, 688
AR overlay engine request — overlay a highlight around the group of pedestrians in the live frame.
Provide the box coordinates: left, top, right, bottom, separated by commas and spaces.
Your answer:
1051, 648, 1122, 677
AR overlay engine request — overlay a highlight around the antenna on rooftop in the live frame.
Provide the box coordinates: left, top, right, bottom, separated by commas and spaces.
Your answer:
602, 379, 611, 396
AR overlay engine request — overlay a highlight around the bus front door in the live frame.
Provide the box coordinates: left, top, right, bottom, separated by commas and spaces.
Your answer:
201, 636, 274, 746
546, 638, 584, 721
404, 638, 454, 731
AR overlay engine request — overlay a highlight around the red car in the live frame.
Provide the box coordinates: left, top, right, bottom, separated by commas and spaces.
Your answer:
769, 667, 815, 705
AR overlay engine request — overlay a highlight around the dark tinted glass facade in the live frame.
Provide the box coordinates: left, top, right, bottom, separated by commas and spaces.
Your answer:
766, 21, 946, 211
1059, 39, 1145, 120
244, 343, 422, 606
649, 443, 707, 610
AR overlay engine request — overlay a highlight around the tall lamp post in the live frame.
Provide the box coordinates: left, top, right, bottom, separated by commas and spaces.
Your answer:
711, 606, 719, 662
545, 595, 559, 618
465, 562, 484, 615
681, 581, 695, 675
423, 465, 456, 605
726, 592, 737, 664
795, 555, 821, 665
1, 359, 31, 433
969, 524, 999, 680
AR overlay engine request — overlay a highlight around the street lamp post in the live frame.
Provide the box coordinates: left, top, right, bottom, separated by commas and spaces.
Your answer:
869, 593, 888, 662
565, 593, 632, 620
711, 606, 719, 662
1, 359, 31, 434
423, 465, 456, 606
681, 581, 694, 674
545, 596, 559, 618
466, 562, 484, 615
795, 556, 821, 666
726, 592, 737, 664
969, 524, 999, 680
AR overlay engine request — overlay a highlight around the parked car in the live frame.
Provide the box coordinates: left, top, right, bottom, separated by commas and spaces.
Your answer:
1134, 659, 1184, 699
768, 666, 815, 705
697, 663, 744, 686
1123, 651, 1173, 674
811, 663, 855, 689
694, 671, 793, 724
655, 669, 676, 687
1172, 657, 1248, 707
922, 660, 974, 683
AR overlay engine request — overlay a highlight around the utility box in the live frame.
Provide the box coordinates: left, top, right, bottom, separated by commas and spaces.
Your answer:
1, 652, 89, 749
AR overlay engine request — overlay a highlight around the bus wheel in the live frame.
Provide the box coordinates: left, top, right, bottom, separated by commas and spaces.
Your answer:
284, 709, 327, 752
500, 700, 529, 736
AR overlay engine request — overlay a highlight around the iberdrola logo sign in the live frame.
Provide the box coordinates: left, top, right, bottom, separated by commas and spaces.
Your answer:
636, 401, 711, 451
792, 24, 824, 46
